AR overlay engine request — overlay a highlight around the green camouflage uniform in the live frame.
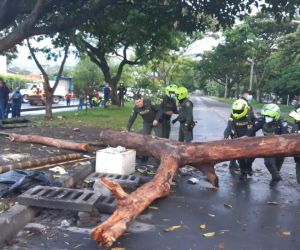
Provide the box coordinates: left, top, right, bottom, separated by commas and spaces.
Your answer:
127, 99, 162, 137
176, 98, 194, 142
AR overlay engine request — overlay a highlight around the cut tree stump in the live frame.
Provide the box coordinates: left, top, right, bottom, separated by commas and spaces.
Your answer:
91, 129, 300, 247
7, 133, 89, 152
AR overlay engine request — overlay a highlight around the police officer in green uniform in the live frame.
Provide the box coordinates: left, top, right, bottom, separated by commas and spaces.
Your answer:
224, 99, 255, 180
172, 87, 194, 142
289, 107, 300, 184
229, 89, 256, 171
249, 103, 288, 186
161, 84, 178, 138
127, 94, 162, 137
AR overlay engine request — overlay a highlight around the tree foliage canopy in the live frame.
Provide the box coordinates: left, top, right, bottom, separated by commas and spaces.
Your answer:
1, 0, 299, 54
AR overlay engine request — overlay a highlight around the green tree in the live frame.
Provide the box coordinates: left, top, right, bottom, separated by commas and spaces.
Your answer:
72, 56, 104, 95
0, 0, 118, 53
197, 14, 298, 99
226, 13, 298, 101
266, 27, 300, 98
197, 42, 249, 98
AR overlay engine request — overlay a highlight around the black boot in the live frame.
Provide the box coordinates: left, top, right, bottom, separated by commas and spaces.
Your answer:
265, 162, 280, 184
269, 175, 282, 187
247, 166, 253, 176
239, 172, 247, 181
229, 160, 239, 174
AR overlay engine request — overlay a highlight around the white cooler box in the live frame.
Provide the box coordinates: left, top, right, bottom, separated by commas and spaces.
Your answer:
96, 147, 136, 175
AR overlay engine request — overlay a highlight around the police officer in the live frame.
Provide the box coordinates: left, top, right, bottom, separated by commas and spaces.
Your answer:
117, 83, 127, 107
224, 99, 255, 180
172, 87, 194, 142
249, 103, 288, 186
161, 84, 178, 138
127, 94, 162, 137
229, 90, 256, 172
289, 107, 300, 184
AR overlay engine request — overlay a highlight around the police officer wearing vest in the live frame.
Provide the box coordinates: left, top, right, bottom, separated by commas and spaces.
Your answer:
224, 99, 255, 180
249, 103, 288, 186
289, 107, 300, 184
172, 87, 194, 142
127, 94, 162, 137
161, 84, 178, 138
229, 90, 256, 172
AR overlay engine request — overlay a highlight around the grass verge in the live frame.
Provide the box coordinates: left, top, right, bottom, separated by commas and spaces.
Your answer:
29, 102, 142, 131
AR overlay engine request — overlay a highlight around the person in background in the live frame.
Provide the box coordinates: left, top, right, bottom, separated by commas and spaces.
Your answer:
0, 78, 9, 126
289, 107, 300, 184
5, 87, 13, 118
161, 84, 178, 138
65, 92, 72, 106
78, 92, 84, 110
11, 87, 22, 118
117, 83, 127, 107
103, 84, 111, 108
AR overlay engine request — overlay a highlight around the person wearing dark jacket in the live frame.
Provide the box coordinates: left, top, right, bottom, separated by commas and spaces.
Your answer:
117, 83, 127, 107
0, 78, 9, 126
127, 94, 162, 137
248, 103, 288, 186
103, 84, 111, 108
289, 107, 300, 184
224, 99, 255, 180
161, 84, 178, 138
11, 87, 23, 118
172, 87, 194, 142
229, 89, 256, 171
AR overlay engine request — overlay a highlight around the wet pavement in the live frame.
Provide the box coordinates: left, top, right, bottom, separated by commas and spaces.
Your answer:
5, 96, 300, 250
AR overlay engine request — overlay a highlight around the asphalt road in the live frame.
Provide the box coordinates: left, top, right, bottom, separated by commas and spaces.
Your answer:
8, 100, 80, 117
6, 96, 300, 250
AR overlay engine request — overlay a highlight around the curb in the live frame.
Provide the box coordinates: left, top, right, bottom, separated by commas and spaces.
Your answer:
0, 160, 95, 246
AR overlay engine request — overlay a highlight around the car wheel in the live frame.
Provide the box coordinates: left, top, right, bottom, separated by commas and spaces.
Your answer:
53, 96, 60, 104
23, 94, 29, 103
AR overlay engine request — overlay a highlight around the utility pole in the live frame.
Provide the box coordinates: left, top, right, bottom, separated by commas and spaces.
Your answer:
249, 57, 255, 91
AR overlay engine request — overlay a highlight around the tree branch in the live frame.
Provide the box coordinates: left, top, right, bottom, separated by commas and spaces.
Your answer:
27, 38, 49, 84
0, 0, 45, 53
0, 0, 119, 54
52, 38, 72, 91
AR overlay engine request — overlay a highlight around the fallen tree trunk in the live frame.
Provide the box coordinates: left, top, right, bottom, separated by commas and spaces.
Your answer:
0, 153, 82, 174
7, 133, 89, 152
92, 129, 300, 247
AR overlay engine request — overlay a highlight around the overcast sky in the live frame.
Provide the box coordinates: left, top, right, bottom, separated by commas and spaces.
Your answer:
10, 35, 221, 72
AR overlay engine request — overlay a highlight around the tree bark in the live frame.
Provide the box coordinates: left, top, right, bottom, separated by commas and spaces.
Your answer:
91, 128, 300, 247
8, 133, 89, 152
